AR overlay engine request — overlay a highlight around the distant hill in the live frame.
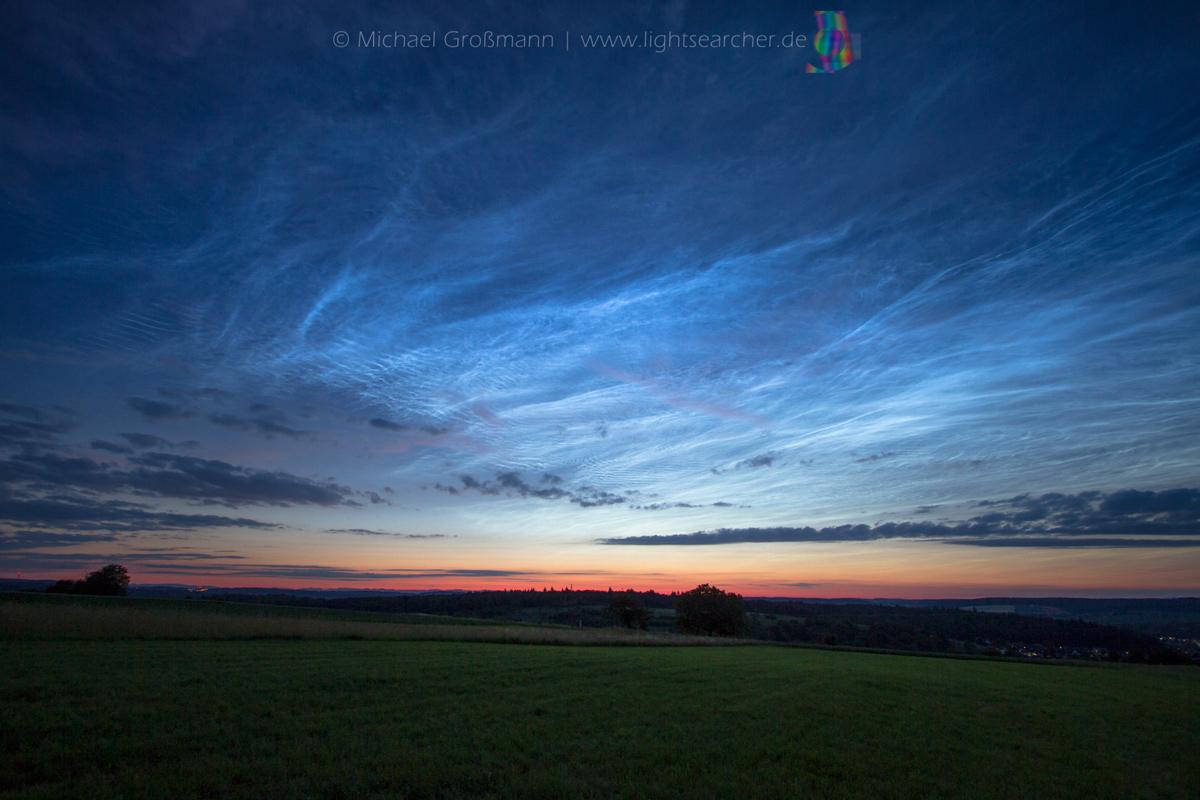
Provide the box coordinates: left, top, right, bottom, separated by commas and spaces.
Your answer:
883, 596, 1200, 640
742, 597, 1196, 662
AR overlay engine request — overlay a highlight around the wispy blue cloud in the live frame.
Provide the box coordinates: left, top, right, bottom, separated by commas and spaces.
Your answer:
2, 0, 1199, 586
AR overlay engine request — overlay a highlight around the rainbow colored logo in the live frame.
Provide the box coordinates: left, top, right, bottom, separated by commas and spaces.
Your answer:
806, 11, 860, 73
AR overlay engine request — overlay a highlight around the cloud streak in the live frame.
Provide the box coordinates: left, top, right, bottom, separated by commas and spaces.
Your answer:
324, 528, 445, 539
0, 493, 277, 533
435, 471, 626, 508
126, 397, 194, 422
1, 450, 354, 512
598, 489, 1200, 548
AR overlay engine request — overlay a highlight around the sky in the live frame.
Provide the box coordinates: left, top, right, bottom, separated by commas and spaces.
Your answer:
2, 0, 1199, 598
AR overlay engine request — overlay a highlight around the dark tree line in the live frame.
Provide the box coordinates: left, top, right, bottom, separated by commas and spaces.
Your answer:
210, 584, 755, 637
202, 585, 1192, 661
207, 587, 681, 619
45, 564, 130, 597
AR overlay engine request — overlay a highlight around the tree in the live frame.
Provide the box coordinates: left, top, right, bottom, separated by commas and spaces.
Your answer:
81, 564, 131, 596
607, 591, 652, 630
675, 584, 749, 637
44, 564, 130, 597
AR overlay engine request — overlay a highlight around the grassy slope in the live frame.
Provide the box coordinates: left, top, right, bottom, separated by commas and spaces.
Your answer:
0, 594, 725, 645
0, 590, 498, 627
2, 637, 1197, 800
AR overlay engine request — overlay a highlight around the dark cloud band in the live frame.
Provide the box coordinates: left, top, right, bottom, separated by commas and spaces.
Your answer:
598, 489, 1200, 548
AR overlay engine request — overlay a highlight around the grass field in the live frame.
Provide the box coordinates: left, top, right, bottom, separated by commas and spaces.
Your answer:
0, 593, 725, 645
2, 596, 1197, 799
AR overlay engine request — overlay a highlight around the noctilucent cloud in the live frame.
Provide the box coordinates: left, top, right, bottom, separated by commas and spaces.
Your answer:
2, 1, 1199, 596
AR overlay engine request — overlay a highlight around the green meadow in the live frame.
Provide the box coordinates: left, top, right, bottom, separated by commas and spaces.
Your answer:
2, 595, 1197, 799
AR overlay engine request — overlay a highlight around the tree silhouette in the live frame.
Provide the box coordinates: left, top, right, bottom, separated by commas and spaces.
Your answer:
44, 564, 130, 597
607, 592, 652, 630
81, 564, 130, 596
675, 584, 749, 637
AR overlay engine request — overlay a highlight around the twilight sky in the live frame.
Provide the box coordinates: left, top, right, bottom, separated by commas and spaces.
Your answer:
2, 0, 1199, 597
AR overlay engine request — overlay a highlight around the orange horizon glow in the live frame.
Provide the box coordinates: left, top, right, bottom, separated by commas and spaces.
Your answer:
11, 535, 1199, 598
10, 566, 1198, 599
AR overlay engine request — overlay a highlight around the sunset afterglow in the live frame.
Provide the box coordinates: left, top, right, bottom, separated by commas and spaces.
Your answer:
3, 2, 1199, 597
